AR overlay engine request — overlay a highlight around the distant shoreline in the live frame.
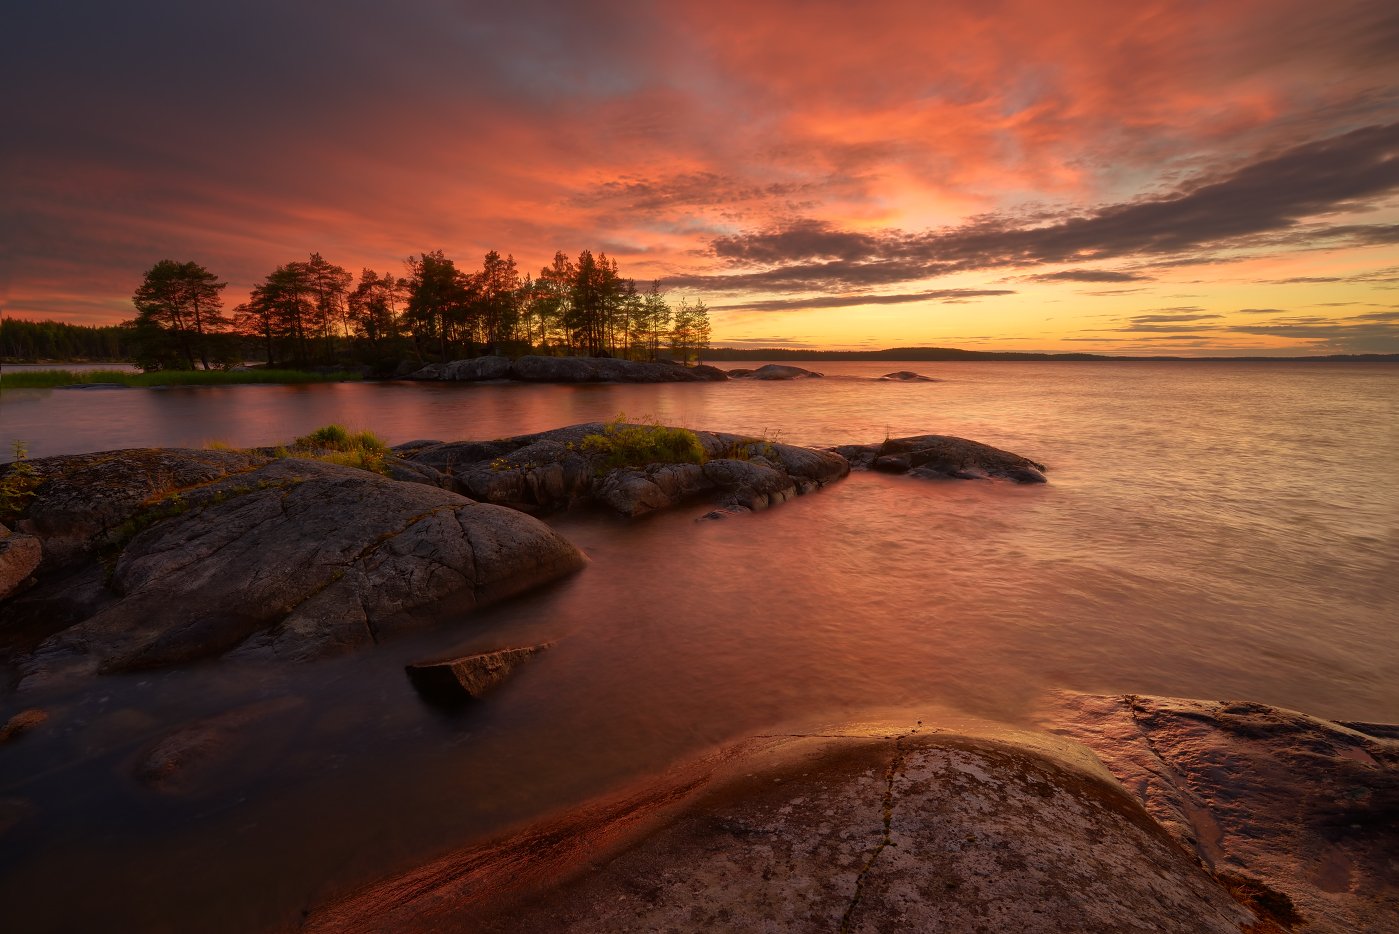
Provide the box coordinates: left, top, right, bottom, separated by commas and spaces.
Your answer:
700, 347, 1399, 362
5, 349, 1397, 369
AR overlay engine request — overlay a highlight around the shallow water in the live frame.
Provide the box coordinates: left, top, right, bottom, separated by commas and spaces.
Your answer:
1, 361, 1396, 931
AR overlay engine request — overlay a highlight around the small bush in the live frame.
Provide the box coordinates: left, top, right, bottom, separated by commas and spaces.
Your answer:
291, 424, 390, 475
582, 415, 705, 470
1, 441, 41, 521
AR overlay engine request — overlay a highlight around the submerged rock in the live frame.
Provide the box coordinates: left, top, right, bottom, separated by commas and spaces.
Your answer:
308, 719, 1280, 933
0, 708, 48, 744
133, 696, 305, 795
834, 434, 1047, 483
3, 451, 586, 681
405, 642, 553, 705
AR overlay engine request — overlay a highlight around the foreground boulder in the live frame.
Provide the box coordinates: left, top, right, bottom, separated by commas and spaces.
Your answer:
1, 451, 586, 682
397, 423, 850, 517
310, 705, 1355, 933
406, 643, 553, 706
834, 434, 1048, 483
405, 355, 728, 383
1047, 693, 1399, 932
0, 524, 41, 600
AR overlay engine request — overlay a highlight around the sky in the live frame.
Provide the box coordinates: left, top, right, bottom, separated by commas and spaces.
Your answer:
3, 0, 1398, 355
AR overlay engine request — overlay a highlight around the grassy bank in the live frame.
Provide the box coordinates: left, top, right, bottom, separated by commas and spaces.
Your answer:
0, 368, 363, 389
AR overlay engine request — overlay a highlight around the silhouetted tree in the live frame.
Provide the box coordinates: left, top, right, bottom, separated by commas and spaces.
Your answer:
404, 250, 471, 361
669, 297, 711, 364
348, 268, 405, 350
129, 259, 229, 370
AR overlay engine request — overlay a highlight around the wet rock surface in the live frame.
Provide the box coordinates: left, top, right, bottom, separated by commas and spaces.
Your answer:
308, 717, 1297, 934
1047, 692, 1399, 933
833, 434, 1048, 483
405, 355, 726, 383
406, 643, 554, 705
1, 451, 585, 682
879, 370, 939, 381
397, 423, 850, 518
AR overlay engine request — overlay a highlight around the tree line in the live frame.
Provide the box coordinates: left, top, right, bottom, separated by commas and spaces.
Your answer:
1, 318, 133, 362
121, 250, 711, 372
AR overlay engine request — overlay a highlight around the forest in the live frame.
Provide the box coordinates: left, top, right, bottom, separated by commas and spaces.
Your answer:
0, 318, 133, 362
6, 249, 711, 373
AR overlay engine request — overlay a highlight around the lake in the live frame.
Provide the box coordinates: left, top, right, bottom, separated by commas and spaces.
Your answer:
1, 360, 1396, 931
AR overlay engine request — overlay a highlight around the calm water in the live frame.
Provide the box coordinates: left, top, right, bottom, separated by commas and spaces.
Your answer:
1, 361, 1397, 931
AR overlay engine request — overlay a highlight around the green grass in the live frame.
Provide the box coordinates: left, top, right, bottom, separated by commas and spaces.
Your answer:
0, 368, 363, 389
290, 424, 390, 475
581, 415, 706, 470
199, 423, 392, 475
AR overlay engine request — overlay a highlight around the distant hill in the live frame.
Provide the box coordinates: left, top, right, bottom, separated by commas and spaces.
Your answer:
703, 346, 1399, 362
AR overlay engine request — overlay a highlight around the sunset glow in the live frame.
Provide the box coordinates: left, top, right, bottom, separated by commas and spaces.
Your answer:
5, 0, 1398, 354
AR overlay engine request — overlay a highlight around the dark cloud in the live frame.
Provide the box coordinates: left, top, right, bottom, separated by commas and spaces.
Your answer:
1224, 312, 1399, 351
716, 336, 819, 346
570, 173, 813, 212
1265, 276, 1342, 284
1082, 287, 1149, 295
713, 288, 1015, 312
1237, 307, 1288, 314
681, 122, 1399, 293
1126, 313, 1222, 324
709, 219, 882, 264
666, 258, 946, 292
1022, 269, 1153, 283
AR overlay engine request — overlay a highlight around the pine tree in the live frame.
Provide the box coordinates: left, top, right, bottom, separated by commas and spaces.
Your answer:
129, 260, 229, 370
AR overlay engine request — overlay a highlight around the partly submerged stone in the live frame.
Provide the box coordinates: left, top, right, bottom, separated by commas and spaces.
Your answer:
834, 434, 1047, 483
0, 708, 48, 744
880, 370, 939, 381
405, 642, 554, 706
728, 363, 823, 380
133, 696, 306, 795
5, 453, 586, 682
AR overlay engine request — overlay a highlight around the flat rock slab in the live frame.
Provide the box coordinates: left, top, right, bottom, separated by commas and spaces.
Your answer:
1045, 692, 1399, 933
406, 642, 554, 705
307, 726, 1264, 933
